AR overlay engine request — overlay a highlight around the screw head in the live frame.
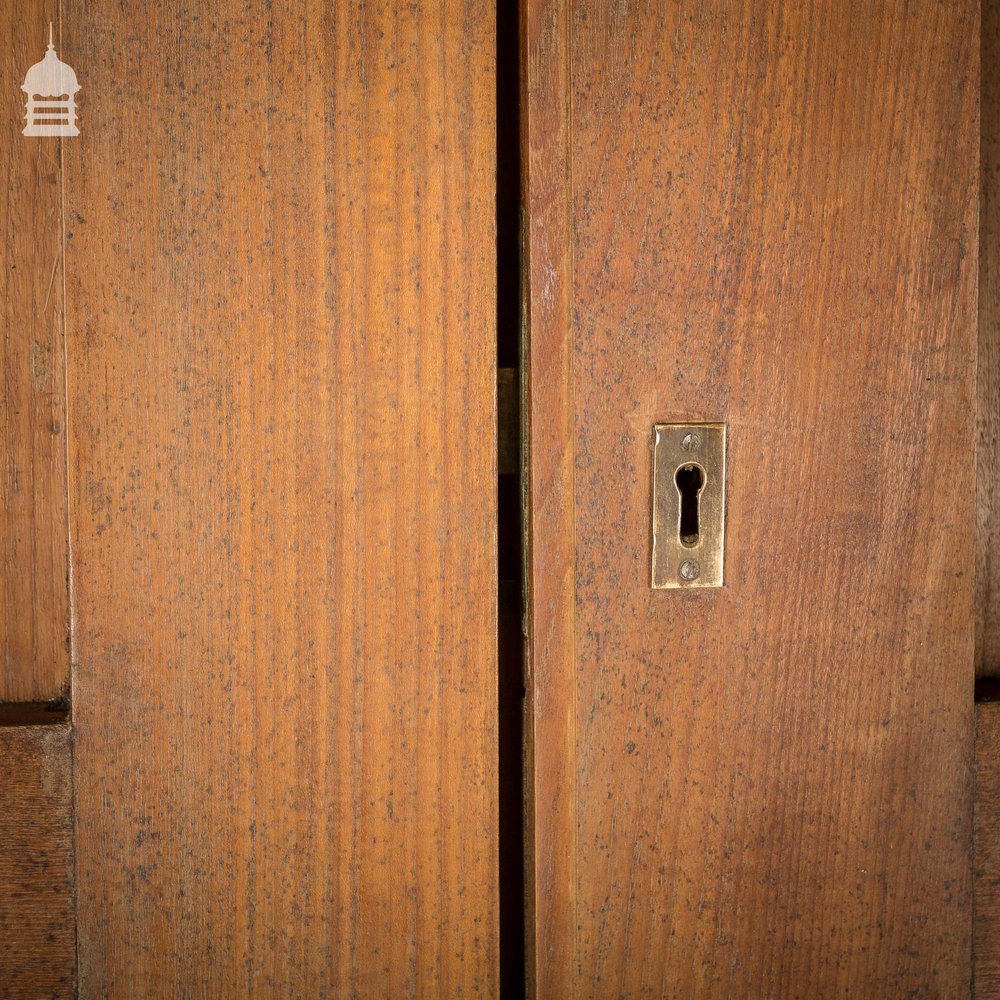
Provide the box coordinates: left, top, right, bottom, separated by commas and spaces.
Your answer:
679, 559, 700, 582
680, 432, 701, 452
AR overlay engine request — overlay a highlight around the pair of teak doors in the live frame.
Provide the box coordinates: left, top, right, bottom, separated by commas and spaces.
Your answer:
0, 0, 988, 996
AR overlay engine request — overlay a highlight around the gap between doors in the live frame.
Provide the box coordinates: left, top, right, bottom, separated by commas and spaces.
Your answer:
497, 0, 526, 995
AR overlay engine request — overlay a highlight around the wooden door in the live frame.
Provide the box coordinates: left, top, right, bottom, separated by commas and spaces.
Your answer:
1, 1, 989, 997
524, 1, 979, 995
4, 1, 498, 995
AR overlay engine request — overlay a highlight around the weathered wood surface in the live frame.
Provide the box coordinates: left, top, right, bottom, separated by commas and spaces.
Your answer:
63, 2, 497, 994
982, 0, 1000, 678
978, 5, 1000, 987
0, 725, 76, 998
978, 701, 1000, 998
1, 2, 71, 702
525, 1, 978, 995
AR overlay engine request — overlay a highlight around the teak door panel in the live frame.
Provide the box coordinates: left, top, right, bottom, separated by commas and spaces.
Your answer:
0, 725, 75, 996
525, 1, 978, 996
983, 0, 1000, 679
1, 0, 986, 995
977, 702, 1000, 997
1, 2, 70, 703
61, 2, 497, 994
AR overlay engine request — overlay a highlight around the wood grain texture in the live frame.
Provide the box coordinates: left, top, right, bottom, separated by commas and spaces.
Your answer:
978, 702, 1000, 998
63, 3, 497, 994
982, 0, 1000, 678
525, 1, 978, 995
0, 725, 76, 998
1, 2, 71, 703
522, 0, 577, 995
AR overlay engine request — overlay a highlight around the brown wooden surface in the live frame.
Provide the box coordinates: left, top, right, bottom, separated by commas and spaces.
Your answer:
1, 2, 71, 703
522, 0, 576, 992
982, 0, 1000, 679
978, 702, 1000, 998
63, 2, 497, 994
0, 725, 76, 998
525, 2, 978, 995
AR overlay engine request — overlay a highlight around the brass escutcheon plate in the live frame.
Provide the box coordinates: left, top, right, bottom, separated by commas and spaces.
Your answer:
651, 423, 726, 589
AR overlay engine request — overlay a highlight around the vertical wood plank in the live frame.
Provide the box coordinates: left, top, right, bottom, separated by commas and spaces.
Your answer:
978, 702, 1000, 997
525, 1, 978, 994
0, 725, 76, 997
63, 2, 497, 994
982, 0, 1000, 678
522, 0, 576, 995
1, 2, 70, 702
979, 4, 1000, 985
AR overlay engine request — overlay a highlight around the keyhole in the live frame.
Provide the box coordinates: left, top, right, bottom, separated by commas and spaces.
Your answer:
675, 463, 705, 547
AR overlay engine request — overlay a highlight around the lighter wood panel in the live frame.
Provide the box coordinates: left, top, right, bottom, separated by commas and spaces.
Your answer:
0, 725, 76, 997
63, 3, 496, 994
526, 1, 977, 995
0, 2, 70, 702
982, 0, 1000, 678
522, 0, 576, 994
